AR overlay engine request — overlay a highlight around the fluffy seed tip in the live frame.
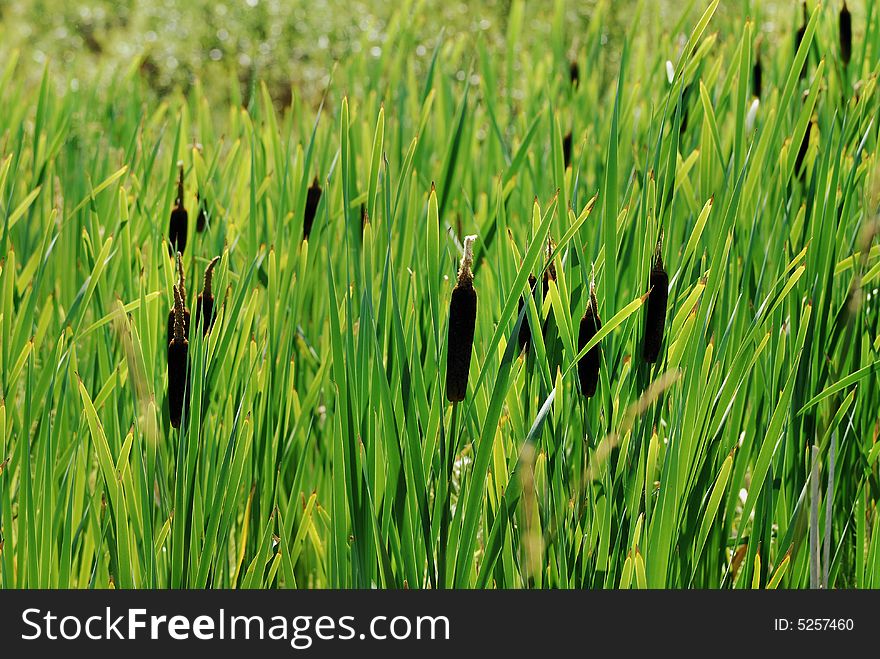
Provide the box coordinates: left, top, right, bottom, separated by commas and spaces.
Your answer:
458, 234, 478, 284
589, 273, 599, 314
652, 230, 664, 270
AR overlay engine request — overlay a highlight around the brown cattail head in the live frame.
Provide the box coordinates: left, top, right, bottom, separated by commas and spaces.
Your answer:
196, 193, 207, 232
168, 284, 190, 429
840, 1, 852, 65
166, 252, 190, 344
518, 273, 539, 353
446, 235, 478, 403
562, 130, 573, 169
303, 176, 323, 240
752, 43, 763, 98
195, 255, 222, 336
577, 277, 602, 398
169, 163, 188, 255
643, 233, 669, 364
569, 60, 580, 87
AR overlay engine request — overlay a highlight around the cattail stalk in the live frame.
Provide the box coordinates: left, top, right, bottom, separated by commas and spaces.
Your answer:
303, 176, 323, 239
196, 193, 207, 232
166, 252, 190, 343
752, 45, 762, 98
517, 273, 538, 353
562, 131, 573, 169
840, 1, 852, 66
195, 256, 222, 335
569, 60, 580, 87
577, 279, 602, 397
168, 284, 190, 429
643, 234, 668, 364
543, 238, 557, 297
446, 235, 478, 403
795, 118, 813, 181
168, 163, 188, 255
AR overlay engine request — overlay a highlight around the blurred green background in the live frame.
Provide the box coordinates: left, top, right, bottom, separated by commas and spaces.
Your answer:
1, 0, 820, 106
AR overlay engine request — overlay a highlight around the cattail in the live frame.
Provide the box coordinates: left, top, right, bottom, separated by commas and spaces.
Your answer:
168, 163, 188, 255
446, 235, 478, 403
752, 45, 763, 98
303, 176, 322, 239
195, 256, 222, 336
569, 60, 580, 87
795, 2, 808, 79
196, 193, 207, 232
166, 252, 190, 344
542, 238, 557, 299
678, 83, 693, 135
168, 284, 190, 429
643, 233, 668, 364
840, 1, 852, 66
518, 273, 538, 353
562, 130, 573, 169
577, 279, 602, 398
795, 118, 813, 181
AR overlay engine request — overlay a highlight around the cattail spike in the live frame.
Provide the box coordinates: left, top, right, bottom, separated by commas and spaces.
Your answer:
173, 284, 185, 340
203, 256, 221, 297
652, 227, 663, 268
458, 234, 477, 284
176, 252, 186, 299
590, 283, 599, 312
